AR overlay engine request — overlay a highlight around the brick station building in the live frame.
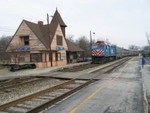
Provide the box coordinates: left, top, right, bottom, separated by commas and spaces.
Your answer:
6, 10, 84, 68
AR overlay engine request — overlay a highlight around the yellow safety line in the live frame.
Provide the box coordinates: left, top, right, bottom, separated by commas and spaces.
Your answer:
69, 59, 132, 113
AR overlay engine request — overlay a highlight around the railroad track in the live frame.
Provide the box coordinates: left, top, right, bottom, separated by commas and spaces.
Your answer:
0, 57, 131, 113
91, 57, 130, 73
0, 79, 97, 113
0, 77, 49, 92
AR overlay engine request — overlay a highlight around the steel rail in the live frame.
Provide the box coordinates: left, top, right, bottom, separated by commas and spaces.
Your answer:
27, 80, 96, 113
91, 58, 130, 73
0, 79, 75, 111
0, 77, 49, 91
0, 77, 32, 86
105, 59, 129, 73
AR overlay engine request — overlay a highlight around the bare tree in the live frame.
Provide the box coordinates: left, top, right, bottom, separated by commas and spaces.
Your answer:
7, 43, 26, 64
128, 45, 140, 51
146, 32, 150, 46
66, 34, 75, 44
145, 32, 150, 57
0, 35, 11, 63
76, 36, 90, 57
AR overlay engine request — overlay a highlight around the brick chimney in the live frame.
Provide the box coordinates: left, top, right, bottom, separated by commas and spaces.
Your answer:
38, 21, 44, 25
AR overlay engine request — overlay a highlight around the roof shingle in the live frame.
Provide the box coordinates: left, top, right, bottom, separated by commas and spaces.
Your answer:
23, 10, 84, 52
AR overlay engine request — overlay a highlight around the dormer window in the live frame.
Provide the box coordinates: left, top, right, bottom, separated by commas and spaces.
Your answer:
24, 36, 29, 45
57, 35, 62, 45
20, 36, 29, 46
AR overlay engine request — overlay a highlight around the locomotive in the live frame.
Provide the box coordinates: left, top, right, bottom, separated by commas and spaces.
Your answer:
92, 41, 138, 63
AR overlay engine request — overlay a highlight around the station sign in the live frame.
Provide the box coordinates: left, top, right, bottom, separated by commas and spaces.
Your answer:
20, 48, 30, 50
56, 47, 64, 50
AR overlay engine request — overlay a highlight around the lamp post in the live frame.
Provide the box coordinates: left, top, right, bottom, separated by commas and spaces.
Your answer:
90, 31, 95, 61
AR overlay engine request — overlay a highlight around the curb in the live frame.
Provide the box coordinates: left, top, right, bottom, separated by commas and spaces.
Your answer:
141, 67, 149, 113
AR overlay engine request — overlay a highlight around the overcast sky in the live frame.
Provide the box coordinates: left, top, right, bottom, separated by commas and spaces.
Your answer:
0, 0, 150, 49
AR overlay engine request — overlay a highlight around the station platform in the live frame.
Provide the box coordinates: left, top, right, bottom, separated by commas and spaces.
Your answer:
0, 58, 126, 81
43, 57, 146, 113
0, 62, 91, 81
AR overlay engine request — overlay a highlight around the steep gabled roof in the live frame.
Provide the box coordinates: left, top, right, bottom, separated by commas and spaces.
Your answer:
24, 20, 58, 49
66, 39, 84, 52
8, 9, 84, 52
51, 9, 67, 27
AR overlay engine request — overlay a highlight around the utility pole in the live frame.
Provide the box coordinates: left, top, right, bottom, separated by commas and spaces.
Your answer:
90, 31, 95, 61
47, 13, 53, 67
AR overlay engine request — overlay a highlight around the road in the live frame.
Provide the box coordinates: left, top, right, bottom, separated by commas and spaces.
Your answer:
43, 57, 144, 113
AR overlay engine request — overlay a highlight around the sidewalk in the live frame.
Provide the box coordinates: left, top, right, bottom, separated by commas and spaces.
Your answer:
142, 65, 150, 95
141, 64, 150, 113
0, 62, 90, 80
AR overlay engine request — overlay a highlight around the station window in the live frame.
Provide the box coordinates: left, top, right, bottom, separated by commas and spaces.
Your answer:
18, 57, 25, 62
30, 53, 42, 62
20, 36, 29, 46
56, 52, 61, 61
49, 53, 53, 61
57, 35, 63, 45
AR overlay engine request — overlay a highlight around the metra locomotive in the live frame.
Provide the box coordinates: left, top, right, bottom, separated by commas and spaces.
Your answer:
92, 41, 138, 63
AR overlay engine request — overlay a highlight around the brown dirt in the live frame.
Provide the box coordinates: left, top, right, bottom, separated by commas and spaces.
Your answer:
147, 60, 150, 65
58, 64, 102, 72
0, 68, 10, 74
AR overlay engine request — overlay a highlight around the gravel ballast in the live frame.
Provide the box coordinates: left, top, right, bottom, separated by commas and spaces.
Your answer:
0, 78, 65, 105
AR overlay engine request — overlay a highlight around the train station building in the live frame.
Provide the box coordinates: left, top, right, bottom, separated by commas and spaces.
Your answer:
6, 10, 84, 68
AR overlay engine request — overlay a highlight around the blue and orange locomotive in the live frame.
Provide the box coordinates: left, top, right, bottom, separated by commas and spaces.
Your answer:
92, 41, 116, 63
92, 41, 138, 63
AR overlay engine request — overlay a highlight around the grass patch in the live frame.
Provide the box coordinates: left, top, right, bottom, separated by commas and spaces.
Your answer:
147, 59, 150, 65
0, 68, 10, 74
0, 60, 10, 64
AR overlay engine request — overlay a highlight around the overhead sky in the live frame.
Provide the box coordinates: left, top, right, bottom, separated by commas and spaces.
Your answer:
0, 0, 150, 49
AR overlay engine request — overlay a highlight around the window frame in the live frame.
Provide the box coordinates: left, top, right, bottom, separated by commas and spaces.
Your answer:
24, 36, 29, 46
30, 53, 42, 62
49, 53, 53, 61
56, 35, 63, 46
56, 52, 61, 61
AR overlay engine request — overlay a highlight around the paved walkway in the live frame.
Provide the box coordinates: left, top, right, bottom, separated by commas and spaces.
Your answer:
140, 62, 150, 113
0, 62, 90, 80
43, 56, 144, 113
141, 65, 150, 96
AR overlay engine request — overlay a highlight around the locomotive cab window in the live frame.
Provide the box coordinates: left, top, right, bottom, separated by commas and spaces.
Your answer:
92, 45, 98, 49
98, 45, 104, 48
92, 45, 104, 49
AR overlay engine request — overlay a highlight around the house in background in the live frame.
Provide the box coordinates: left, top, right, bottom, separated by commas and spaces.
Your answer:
6, 9, 84, 68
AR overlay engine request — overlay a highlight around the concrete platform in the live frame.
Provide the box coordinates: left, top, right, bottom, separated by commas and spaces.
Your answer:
43, 57, 145, 113
0, 62, 91, 81
0, 57, 131, 81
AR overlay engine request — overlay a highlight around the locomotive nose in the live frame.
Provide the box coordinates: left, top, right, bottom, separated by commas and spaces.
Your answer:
92, 49, 104, 56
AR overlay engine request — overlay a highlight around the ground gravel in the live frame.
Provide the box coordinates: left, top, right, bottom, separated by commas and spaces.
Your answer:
0, 78, 65, 105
